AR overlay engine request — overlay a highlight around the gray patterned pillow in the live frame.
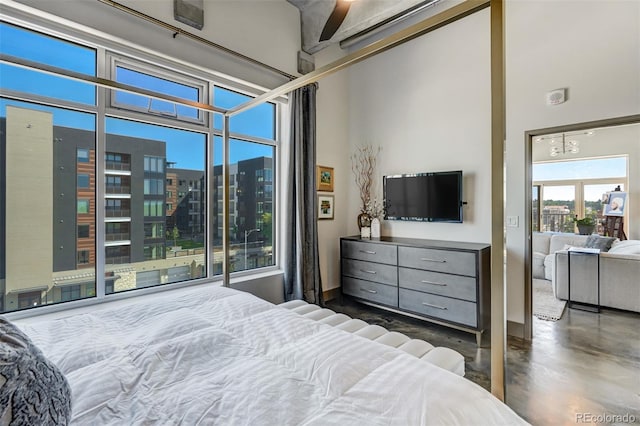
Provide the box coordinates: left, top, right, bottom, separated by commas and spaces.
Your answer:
0, 317, 72, 425
585, 235, 617, 252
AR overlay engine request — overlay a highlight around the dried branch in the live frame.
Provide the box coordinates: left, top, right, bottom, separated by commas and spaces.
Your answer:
350, 145, 381, 213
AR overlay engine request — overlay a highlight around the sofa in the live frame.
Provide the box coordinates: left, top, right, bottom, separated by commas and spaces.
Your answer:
532, 232, 640, 313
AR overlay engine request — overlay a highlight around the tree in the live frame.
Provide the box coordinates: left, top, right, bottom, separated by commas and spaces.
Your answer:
261, 212, 272, 243
167, 226, 180, 246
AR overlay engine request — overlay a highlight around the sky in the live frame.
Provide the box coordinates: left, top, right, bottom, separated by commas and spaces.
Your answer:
533, 157, 627, 201
0, 22, 276, 170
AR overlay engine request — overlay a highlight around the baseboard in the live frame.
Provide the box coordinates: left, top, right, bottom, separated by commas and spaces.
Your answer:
507, 320, 525, 339
322, 287, 341, 302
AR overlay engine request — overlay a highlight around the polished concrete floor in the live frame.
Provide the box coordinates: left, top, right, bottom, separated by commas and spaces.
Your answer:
326, 297, 640, 425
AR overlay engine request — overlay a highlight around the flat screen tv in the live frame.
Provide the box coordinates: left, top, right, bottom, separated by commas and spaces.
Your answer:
383, 171, 463, 222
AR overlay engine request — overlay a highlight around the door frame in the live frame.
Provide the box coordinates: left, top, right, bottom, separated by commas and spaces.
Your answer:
523, 114, 640, 340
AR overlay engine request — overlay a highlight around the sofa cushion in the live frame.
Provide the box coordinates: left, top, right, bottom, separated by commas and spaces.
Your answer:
549, 234, 588, 254
0, 317, 72, 425
544, 253, 555, 281
608, 240, 640, 255
532, 232, 552, 255
544, 244, 573, 281
533, 252, 546, 279
585, 235, 617, 252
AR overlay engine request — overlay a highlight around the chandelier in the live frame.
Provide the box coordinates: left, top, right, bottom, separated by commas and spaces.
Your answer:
534, 130, 594, 157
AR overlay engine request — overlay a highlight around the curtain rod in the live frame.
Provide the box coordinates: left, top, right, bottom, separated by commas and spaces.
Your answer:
96, 0, 296, 81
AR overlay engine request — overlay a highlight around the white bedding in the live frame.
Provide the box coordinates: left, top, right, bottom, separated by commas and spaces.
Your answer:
17, 285, 528, 425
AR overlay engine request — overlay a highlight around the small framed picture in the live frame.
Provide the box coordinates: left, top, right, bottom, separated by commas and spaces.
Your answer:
317, 165, 334, 192
318, 194, 334, 220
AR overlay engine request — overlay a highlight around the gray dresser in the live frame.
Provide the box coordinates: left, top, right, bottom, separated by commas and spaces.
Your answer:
340, 236, 491, 345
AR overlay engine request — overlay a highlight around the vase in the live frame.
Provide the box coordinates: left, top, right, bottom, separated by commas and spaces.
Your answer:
360, 226, 371, 238
357, 212, 371, 230
370, 218, 381, 238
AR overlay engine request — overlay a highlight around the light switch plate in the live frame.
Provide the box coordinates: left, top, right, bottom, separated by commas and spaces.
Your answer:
507, 216, 519, 227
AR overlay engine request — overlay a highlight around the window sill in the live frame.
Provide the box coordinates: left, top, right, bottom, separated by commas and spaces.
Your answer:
7, 268, 285, 324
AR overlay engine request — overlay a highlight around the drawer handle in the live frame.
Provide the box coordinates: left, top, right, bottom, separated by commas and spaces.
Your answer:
421, 280, 447, 287
359, 250, 377, 254
360, 288, 378, 294
360, 269, 377, 274
421, 258, 447, 263
422, 302, 447, 310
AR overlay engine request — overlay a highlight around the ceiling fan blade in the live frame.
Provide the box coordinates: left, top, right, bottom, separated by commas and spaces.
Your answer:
319, 0, 352, 42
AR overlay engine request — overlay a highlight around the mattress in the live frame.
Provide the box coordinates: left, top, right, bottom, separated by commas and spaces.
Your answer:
17, 285, 528, 425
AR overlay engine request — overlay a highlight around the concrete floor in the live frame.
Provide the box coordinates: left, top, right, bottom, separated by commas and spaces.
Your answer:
326, 297, 640, 425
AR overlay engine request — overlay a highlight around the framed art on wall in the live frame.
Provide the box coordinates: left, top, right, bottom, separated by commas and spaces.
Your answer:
317, 165, 334, 192
318, 194, 334, 220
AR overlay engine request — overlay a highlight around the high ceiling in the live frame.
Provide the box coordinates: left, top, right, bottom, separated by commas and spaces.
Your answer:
286, 0, 440, 54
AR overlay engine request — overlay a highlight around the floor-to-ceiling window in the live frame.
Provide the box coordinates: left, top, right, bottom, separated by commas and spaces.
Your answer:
0, 20, 281, 313
212, 86, 276, 273
533, 157, 628, 234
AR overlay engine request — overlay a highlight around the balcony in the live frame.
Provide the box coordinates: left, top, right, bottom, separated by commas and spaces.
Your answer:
106, 184, 131, 194
105, 209, 131, 218
105, 161, 131, 172
105, 232, 130, 241
541, 212, 574, 233
105, 256, 130, 265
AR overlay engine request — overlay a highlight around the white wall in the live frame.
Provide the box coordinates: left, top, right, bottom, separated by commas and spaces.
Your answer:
315, 10, 493, 297
315, 45, 352, 292
347, 10, 491, 243
505, 0, 640, 324
315, 1, 640, 326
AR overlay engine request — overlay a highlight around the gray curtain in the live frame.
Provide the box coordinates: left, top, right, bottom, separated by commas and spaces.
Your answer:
284, 84, 323, 304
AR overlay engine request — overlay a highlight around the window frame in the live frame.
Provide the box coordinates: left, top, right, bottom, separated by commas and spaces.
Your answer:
77, 250, 90, 265
1, 14, 284, 316
107, 53, 208, 125
77, 173, 90, 188
78, 224, 90, 238
77, 199, 90, 214
77, 148, 90, 162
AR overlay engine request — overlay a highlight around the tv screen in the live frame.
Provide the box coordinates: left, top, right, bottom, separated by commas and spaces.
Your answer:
383, 171, 463, 222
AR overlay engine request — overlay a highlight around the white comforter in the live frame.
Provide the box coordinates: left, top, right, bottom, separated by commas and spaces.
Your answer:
18, 285, 528, 425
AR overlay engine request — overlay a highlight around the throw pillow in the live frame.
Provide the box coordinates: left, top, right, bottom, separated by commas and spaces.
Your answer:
0, 317, 72, 425
585, 235, 617, 252
608, 240, 640, 255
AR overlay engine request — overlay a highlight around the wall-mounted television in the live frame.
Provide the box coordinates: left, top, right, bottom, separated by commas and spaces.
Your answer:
383, 171, 463, 223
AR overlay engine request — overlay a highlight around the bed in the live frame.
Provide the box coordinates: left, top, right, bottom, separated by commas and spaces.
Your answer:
5, 284, 528, 425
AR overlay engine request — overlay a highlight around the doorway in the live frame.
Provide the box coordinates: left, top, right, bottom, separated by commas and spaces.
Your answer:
524, 114, 640, 339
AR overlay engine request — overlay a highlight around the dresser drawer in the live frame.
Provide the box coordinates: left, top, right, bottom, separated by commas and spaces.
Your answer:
342, 258, 398, 285
398, 268, 477, 302
341, 240, 397, 265
399, 288, 477, 327
342, 277, 398, 307
398, 246, 476, 277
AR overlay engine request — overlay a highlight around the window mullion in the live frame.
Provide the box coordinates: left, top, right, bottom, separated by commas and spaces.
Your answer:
95, 48, 107, 300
